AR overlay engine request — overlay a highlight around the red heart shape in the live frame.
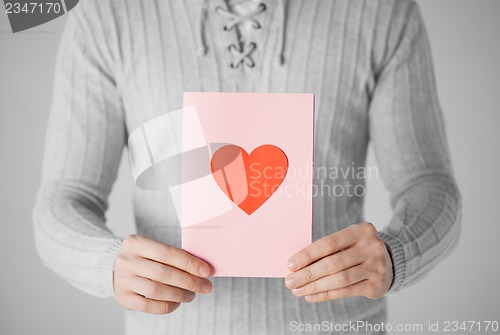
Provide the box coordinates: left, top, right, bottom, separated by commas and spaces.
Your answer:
210, 145, 288, 215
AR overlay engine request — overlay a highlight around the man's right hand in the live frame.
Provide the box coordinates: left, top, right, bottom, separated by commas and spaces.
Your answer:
113, 235, 213, 314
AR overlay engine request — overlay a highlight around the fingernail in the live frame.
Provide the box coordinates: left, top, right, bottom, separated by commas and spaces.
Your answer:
202, 281, 212, 294
285, 276, 297, 288
305, 295, 315, 303
185, 291, 196, 301
287, 258, 298, 271
292, 287, 304, 295
199, 265, 210, 277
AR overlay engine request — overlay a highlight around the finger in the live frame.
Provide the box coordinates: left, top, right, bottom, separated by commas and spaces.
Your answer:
292, 264, 368, 297
126, 235, 212, 278
127, 275, 197, 303
120, 292, 181, 314
287, 226, 359, 271
304, 279, 373, 303
285, 248, 365, 289
134, 257, 213, 294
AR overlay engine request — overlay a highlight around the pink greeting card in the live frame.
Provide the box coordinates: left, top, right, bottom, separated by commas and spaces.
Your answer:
180, 92, 314, 277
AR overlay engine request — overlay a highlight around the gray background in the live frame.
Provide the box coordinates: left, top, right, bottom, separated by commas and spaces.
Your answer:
1, 1, 499, 334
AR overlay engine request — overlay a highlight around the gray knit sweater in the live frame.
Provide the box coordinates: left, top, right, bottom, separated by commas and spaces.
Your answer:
33, 0, 461, 334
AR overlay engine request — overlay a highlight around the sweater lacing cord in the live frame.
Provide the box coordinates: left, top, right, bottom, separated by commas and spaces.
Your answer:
200, 0, 288, 68
217, 2, 267, 31
217, 2, 266, 69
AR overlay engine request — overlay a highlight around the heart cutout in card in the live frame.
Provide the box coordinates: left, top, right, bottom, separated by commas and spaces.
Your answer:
210, 144, 288, 215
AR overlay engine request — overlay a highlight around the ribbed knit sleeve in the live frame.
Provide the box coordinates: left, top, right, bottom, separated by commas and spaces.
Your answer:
32, 1, 124, 298
369, 2, 462, 291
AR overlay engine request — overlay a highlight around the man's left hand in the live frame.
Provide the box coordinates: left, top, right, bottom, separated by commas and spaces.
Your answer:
285, 222, 394, 303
